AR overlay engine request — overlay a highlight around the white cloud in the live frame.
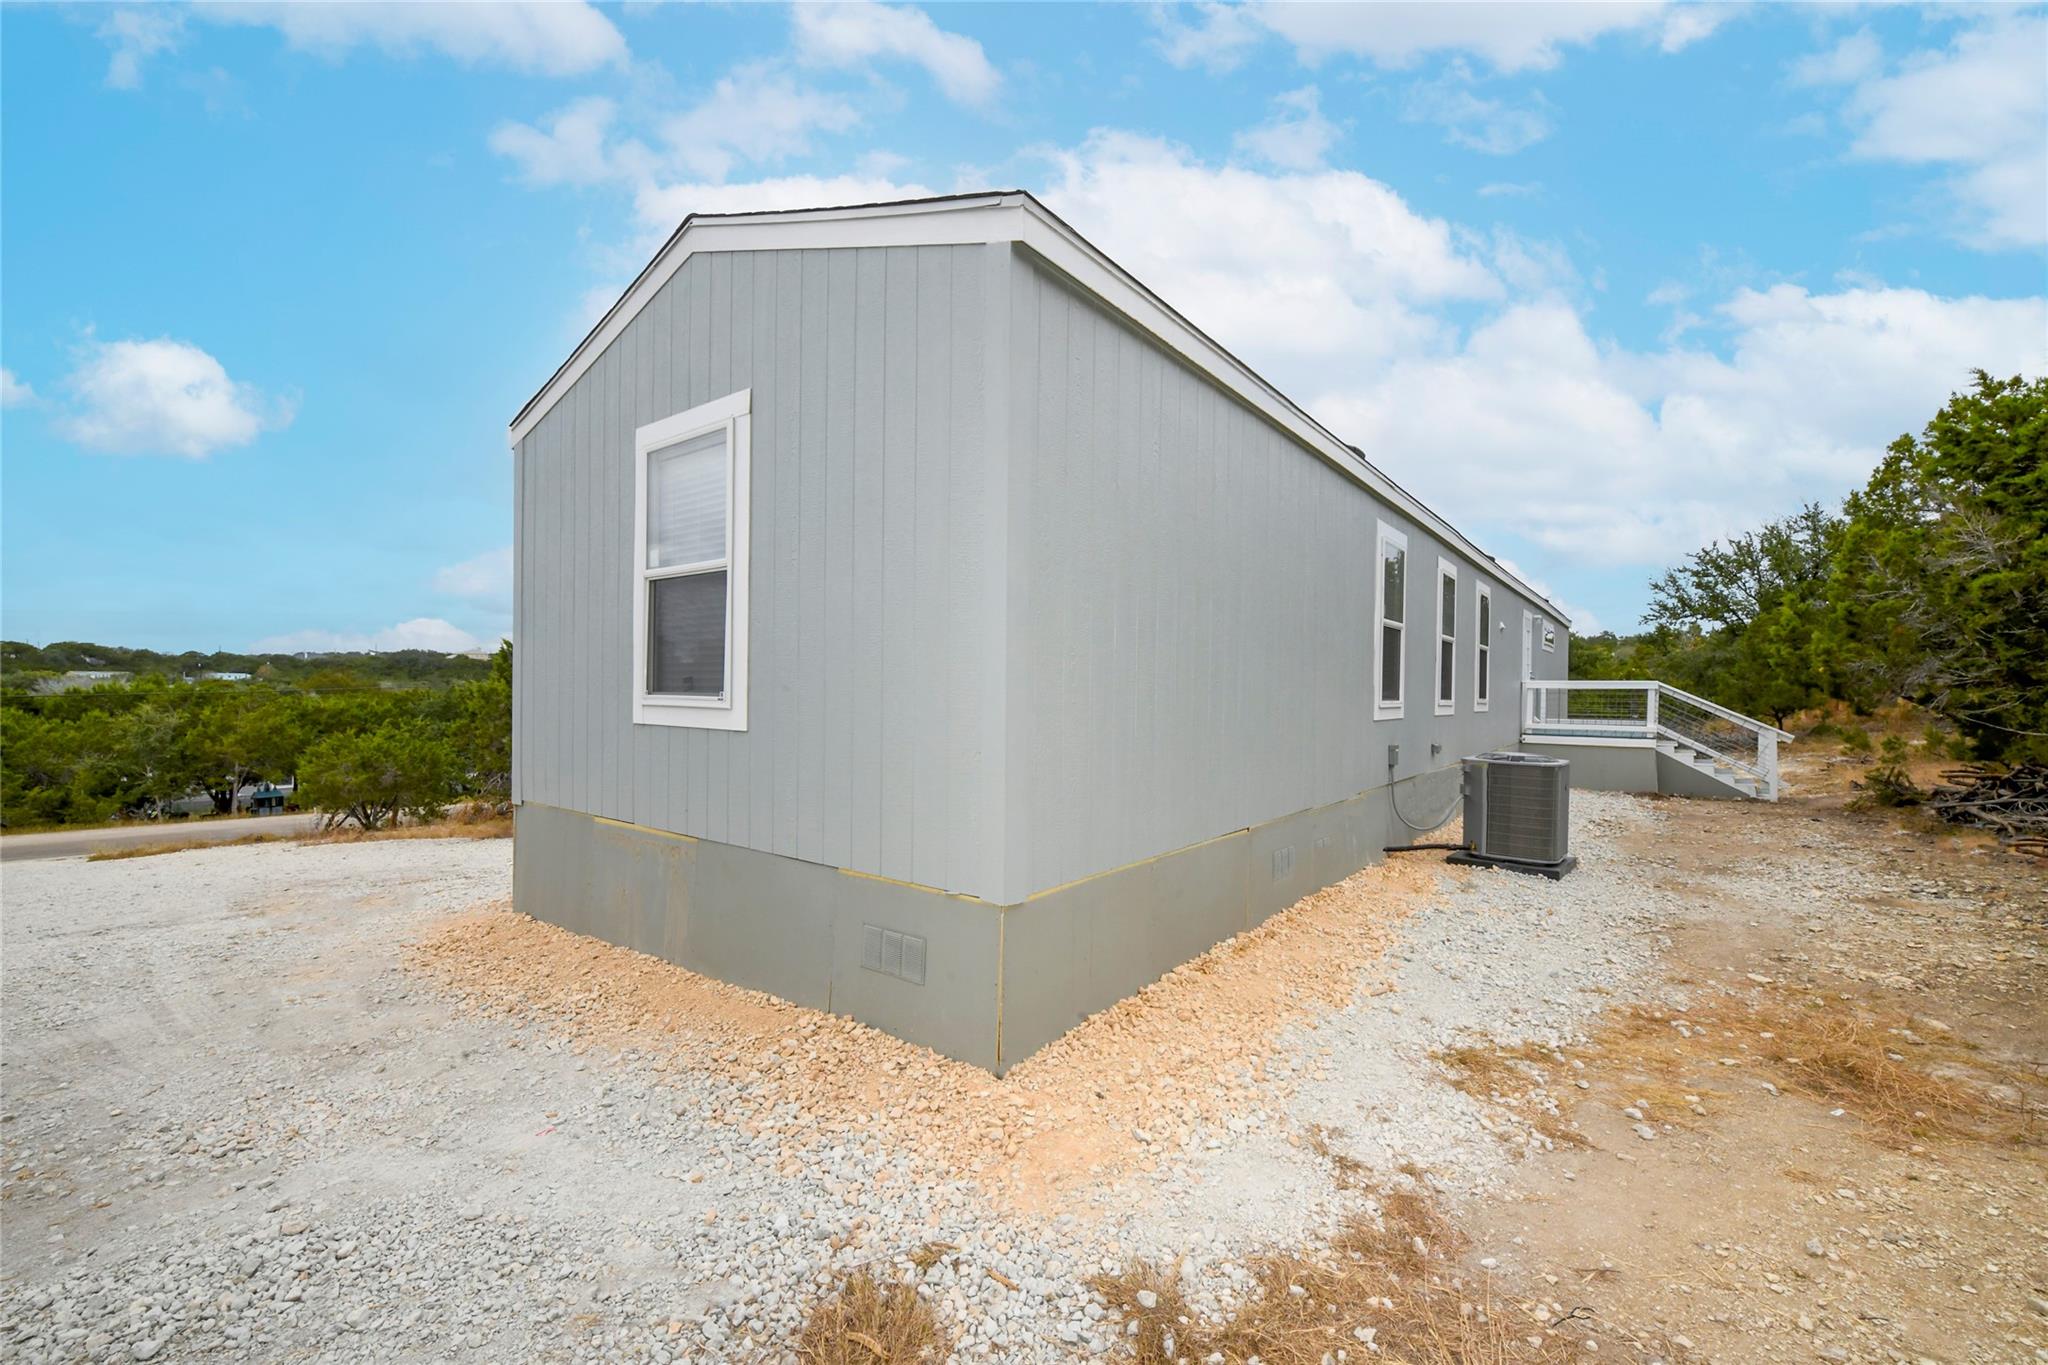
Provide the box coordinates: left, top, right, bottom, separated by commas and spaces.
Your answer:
1234, 86, 1342, 171
57, 337, 292, 458
1808, 14, 2047, 249
493, 67, 862, 193
1401, 66, 1553, 154
1149, 1, 1267, 73
1477, 181, 1540, 198
791, 1, 999, 104
661, 63, 861, 182
1038, 130, 1499, 383
1319, 285, 2047, 566
1789, 28, 1881, 89
489, 96, 652, 188
194, 1, 626, 77
97, 7, 185, 89
1653, 4, 1732, 56
1162, 1, 1722, 75
433, 547, 513, 608
253, 618, 488, 655
1, 367, 35, 407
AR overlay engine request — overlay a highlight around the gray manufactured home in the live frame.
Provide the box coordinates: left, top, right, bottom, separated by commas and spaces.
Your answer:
510, 191, 1571, 1072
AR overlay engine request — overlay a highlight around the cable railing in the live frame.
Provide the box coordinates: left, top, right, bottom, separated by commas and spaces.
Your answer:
1521, 679, 1790, 798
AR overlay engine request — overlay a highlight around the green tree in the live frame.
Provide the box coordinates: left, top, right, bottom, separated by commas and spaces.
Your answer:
1829, 371, 2048, 760
444, 640, 512, 807
296, 724, 459, 830
1644, 503, 1840, 724
177, 686, 304, 813
1564, 631, 1630, 681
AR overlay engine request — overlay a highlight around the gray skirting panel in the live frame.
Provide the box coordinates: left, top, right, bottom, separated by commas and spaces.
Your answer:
514, 767, 1454, 1074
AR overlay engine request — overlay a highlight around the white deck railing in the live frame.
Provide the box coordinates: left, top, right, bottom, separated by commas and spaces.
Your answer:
1522, 679, 1792, 799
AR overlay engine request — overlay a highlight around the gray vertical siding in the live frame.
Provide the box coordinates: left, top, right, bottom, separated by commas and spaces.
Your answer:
999, 249, 1567, 904
515, 244, 1000, 898
514, 237, 1570, 911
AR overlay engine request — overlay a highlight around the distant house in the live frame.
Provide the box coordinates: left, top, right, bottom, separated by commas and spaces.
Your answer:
242, 783, 290, 815
509, 191, 1572, 1072
201, 670, 253, 682
159, 781, 296, 819
33, 670, 132, 695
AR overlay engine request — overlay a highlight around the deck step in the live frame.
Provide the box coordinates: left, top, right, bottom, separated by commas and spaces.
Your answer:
1654, 736, 1766, 799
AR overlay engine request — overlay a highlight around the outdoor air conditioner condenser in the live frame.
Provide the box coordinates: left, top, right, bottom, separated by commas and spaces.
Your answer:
1448, 751, 1577, 879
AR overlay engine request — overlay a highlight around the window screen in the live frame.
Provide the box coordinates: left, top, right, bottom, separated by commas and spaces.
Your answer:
1435, 564, 1458, 711
645, 426, 730, 699
1476, 590, 1492, 704
648, 571, 727, 697
648, 429, 726, 569
1377, 532, 1406, 709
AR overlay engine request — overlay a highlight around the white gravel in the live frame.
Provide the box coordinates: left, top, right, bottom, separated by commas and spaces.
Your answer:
1, 791, 1672, 1362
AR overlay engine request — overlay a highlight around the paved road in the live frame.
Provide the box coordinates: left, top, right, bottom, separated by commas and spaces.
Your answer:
0, 813, 328, 863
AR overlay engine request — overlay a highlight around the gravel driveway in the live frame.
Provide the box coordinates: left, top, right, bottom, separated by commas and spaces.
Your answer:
0, 796, 1667, 1363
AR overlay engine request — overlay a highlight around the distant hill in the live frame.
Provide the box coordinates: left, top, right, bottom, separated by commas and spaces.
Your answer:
1, 640, 496, 691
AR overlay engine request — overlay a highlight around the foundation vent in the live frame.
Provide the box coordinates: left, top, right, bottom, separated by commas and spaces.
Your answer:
861, 924, 927, 986
1270, 845, 1294, 880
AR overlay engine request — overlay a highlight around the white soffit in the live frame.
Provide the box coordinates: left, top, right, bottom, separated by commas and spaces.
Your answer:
508, 191, 1569, 625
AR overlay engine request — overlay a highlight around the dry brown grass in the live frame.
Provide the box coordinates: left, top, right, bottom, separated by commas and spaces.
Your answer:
1302, 1123, 1370, 1187
87, 832, 288, 861
1592, 995, 2034, 1148
793, 1269, 949, 1365
1433, 1043, 1592, 1150
1431, 987, 2036, 1153
86, 809, 513, 860
301, 810, 513, 844
1092, 1190, 1611, 1365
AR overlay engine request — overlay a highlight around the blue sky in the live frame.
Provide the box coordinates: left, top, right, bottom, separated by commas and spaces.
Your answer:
3, 1, 2043, 650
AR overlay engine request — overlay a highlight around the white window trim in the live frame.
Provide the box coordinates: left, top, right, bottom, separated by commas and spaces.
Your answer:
631, 389, 751, 731
1373, 520, 1408, 720
1434, 559, 1458, 716
1473, 582, 1493, 713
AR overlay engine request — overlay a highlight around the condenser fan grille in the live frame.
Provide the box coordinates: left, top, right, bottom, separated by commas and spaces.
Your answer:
1463, 751, 1571, 868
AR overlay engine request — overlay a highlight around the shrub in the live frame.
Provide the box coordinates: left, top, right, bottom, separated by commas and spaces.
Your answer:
1857, 735, 1923, 807
296, 723, 458, 830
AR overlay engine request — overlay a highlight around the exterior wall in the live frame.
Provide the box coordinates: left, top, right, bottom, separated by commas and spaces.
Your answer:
1521, 741, 1659, 794
514, 243, 1007, 899
998, 248, 1567, 905
512, 234, 1577, 1070
1523, 740, 1749, 800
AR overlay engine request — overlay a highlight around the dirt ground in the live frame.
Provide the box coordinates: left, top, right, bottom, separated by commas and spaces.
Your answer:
1, 749, 2042, 1364
1454, 750, 2047, 1364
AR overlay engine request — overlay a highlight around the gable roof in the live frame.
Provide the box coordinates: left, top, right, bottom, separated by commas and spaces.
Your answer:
510, 190, 1568, 625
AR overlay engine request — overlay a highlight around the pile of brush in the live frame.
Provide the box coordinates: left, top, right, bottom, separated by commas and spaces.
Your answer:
1928, 763, 2048, 858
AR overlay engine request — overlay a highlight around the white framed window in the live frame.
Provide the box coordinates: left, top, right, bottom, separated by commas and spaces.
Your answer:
1474, 583, 1493, 713
1373, 521, 1408, 719
631, 389, 751, 730
1541, 615, 1557, 652
1434, 559, 1458, 716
